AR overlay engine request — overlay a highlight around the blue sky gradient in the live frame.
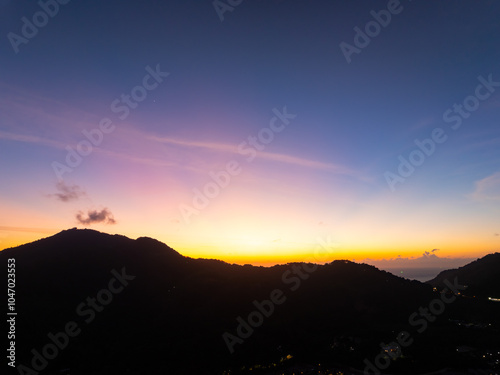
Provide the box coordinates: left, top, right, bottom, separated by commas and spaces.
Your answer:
1, 0, 499, 265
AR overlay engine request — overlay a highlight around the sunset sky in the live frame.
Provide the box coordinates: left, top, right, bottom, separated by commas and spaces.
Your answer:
1, 0, 499, 266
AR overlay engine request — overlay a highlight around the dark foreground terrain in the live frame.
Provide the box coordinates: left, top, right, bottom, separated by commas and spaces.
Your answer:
1, 229, 499, 374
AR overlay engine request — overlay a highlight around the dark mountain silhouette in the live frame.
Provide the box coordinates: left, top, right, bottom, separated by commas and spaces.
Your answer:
1, 229, 498, 374
427, 252, 500, 298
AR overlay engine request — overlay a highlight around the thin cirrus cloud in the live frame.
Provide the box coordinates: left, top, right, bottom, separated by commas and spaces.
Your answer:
0, 130, 67, 150
0, 86, 367, 181
0, 89, 91, 139
147, 135, 365, 180
469, 171, 500, 201
0, 129, 187, 171
76, 208, 116, 226
0, 86, 364, 180
0, 125, 366, 180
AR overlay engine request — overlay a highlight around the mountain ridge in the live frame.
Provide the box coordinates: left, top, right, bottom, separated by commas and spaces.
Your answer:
427, 252, 500, 297
1, 229, 498, 374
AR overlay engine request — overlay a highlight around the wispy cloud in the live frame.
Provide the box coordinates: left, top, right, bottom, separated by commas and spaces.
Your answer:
362, 250, 475, 269
148, 135, 363, 178
97, 148, 186, 169
0, 86, 365, 180
465, 137, 500, 150
0, 129, 193, 171
0, 130, 67, 150
147, 136, 237, 153
469, 171, 500, 201
0, 85, 92, 140
2, 127, 367, 182
76, 208, 116, 225
409, 116, 436, 132
48, 181, 87, 202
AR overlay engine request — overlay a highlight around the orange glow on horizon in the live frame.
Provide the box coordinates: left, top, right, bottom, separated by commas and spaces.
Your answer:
0, 225, 495, 268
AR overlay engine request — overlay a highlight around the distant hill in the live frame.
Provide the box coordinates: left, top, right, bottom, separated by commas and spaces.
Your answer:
427, 252, 500, 298
1, 229, 498, 374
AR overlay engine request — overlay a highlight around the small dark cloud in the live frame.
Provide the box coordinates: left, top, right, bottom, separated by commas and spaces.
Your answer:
76, 208, 116, 226
495, 233, 499, 237
50, 181, 86, 202
423, 249, 439, 257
